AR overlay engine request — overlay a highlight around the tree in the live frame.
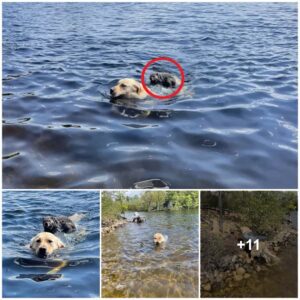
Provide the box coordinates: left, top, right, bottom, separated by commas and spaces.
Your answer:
218, 192, 224, 233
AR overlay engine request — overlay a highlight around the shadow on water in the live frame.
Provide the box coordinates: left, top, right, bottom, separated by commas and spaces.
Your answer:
2, 191, 100, 298
102, 210, 199, 298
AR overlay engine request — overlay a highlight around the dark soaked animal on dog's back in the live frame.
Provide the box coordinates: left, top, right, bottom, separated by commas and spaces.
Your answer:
132, 216, 145, 223
43, 216, 76, 234
149, 72, 180, 88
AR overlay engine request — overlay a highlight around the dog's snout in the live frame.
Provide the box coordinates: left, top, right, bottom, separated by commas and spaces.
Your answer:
110, 88, 114, 95
38, 247, 47, 258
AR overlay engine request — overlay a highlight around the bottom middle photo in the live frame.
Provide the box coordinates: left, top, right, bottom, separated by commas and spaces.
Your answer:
101, 190, 199, 298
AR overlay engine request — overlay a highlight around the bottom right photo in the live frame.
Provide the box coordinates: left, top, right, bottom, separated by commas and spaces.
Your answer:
201, 191, 298, 298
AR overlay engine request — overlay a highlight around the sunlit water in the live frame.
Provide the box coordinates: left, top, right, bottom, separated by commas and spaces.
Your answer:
102, 210, 199, 298
3, 3, 297, 188
2, 191, 100, 298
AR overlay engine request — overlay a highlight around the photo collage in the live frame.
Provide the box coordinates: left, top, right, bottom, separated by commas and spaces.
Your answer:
2, 1, 298, 299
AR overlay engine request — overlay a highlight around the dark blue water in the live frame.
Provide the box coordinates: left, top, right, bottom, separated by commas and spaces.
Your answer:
3, 3, 297, 188
102, 210, 199, 298
2, 191, 100, 298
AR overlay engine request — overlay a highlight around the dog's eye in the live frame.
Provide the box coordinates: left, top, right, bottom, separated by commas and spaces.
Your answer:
36, 239, 41, 243
120, 84, 126, 88
48, 240, 53, 243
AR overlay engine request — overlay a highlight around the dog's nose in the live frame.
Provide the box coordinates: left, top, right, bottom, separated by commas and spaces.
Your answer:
38, 247, 47, 258
39, 247, 46, 254
110, 88, 114, 95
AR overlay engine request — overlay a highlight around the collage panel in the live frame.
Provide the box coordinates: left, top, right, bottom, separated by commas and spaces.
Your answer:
2, 191, 100, 298
2, 2, 298, 190
201, 191, 298, 298
101, 190, 199, 298
0, 0, 299, 299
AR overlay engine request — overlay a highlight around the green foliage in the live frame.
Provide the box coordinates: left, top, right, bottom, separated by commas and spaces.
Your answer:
104, 191, 199, 213
101, 191, 123, 222
201, 191, 297, 236
165, 191, 199, 210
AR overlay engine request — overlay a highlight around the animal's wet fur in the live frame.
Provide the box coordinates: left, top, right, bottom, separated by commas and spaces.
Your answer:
110, 72, 182, 102
149, 72, 180, 88
43, 213, 85, 234
43, 216, 76, 234
30, 232, 65, 259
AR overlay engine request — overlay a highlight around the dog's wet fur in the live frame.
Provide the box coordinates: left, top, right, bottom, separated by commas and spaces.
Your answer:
153, 233, 166, 246
110, 72, 181, 101
30, 232, 65, 259
110, 78, 147, 100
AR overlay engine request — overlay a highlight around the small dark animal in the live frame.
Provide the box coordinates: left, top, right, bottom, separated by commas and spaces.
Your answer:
43, 216, 76, 234
132, 216, 145, 223
149, 72, 179, 88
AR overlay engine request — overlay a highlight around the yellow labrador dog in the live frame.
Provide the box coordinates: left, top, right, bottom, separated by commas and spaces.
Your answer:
30, 232, 65, 259
110, 78, 148, 100
153, 233, 166, 245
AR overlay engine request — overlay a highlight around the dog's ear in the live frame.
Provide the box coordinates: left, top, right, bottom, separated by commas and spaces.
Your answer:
134, 83, 141, 94
29, 237, 35, 249
57, 239, 65, 248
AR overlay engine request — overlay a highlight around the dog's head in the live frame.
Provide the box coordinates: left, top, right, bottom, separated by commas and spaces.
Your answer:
110, 78, 143, 100
153, 233, 165, 245
43, 216, 57, 234
30, 232, 64, 259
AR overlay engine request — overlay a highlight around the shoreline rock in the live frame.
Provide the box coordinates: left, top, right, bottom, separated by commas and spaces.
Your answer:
201, 209, 297, 296
102, 219, 128, 234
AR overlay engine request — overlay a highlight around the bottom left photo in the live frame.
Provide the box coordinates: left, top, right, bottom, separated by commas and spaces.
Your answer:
2, 191, 100, 298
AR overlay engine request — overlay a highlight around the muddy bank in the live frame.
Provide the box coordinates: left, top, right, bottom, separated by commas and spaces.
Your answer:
102, 219, 128, 235
201, 209, 297, 297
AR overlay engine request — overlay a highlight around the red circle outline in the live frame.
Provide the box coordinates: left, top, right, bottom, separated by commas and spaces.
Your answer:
141, 57, 185, 100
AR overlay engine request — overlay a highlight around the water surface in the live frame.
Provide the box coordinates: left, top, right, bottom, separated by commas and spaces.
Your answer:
102, 210, 199, 298
3, 3, 298, 188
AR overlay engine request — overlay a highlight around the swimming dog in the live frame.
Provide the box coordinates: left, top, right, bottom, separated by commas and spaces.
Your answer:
153, 233, 166, 245
110, 73, 183, 101
110, 78, 148, 100
30, 232, 65, 259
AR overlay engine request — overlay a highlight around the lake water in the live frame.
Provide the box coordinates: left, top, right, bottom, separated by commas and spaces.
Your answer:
3, 3, 297, 188
2, 191, 100, 298
102, 210, 199, 298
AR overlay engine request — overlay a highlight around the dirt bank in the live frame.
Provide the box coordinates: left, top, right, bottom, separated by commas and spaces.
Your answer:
201, 209, 297, 297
